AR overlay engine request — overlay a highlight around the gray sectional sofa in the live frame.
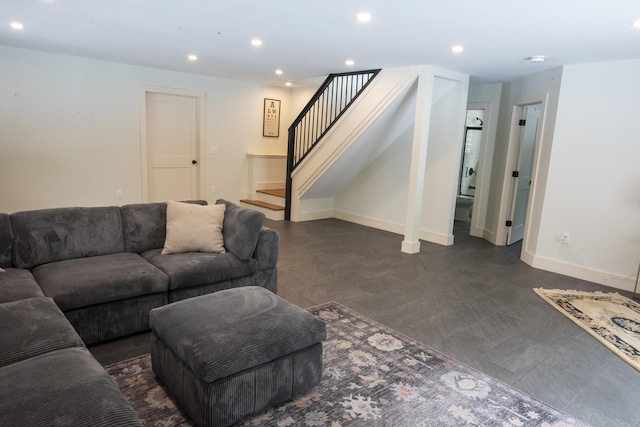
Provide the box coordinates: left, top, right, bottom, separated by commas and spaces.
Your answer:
0, 199, 279, 426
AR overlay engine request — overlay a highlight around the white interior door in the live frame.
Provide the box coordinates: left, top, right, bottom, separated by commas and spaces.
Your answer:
145, 92, 199, 202
507, 104, 540, 245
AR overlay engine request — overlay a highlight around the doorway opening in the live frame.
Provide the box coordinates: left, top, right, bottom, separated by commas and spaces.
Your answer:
506, 103, 541, 246
454, 109, 484, 238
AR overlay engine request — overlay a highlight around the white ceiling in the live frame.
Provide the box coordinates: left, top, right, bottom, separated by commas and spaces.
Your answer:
2, 0, 639, 86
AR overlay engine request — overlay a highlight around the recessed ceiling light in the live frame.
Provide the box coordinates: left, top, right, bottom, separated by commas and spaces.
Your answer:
345, 59, 355, 66
451, 45, 464, 53
357, 13, 371, 23
633, 20, 640, 29
275, 69, 283, 75
188, 54, 198, 61
529, 55, 545, 63
285, 82, 292, 86
251, 39, 263, 47
10, 22, 25, 30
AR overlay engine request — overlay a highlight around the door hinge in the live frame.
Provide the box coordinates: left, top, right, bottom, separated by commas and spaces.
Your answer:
512, 171, 519, 178
506, 220, 513, 227
518, 119, 526, 126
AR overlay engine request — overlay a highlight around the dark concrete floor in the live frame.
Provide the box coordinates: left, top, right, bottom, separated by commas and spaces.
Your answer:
90, 218, 640, 427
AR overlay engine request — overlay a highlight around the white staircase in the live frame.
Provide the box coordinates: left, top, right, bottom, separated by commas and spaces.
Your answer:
286, 65, 470, 252
240, 189, 285, 221
289, 66, 421, 221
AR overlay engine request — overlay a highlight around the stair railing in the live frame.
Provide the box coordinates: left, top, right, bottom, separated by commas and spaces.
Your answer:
285, 69, 381, 219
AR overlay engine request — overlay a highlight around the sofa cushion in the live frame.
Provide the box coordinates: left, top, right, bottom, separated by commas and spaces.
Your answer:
0, 297, 84, 369
0, 213, 13, 268
32, 253, 169, 311
162, 201, 226, 255
121, 200, 207, 254
0, 268, 45, 304
11, 206, 125, 269
142, 248, 257, 291
216, 199, 265, 261
0, 347, 141, 427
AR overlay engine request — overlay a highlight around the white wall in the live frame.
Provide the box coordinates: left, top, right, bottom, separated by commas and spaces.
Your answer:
0, 45, 292, 213
532, 59, 640, 290
334, 127, 413, 234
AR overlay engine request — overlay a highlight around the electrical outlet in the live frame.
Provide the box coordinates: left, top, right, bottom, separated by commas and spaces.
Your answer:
210, 146, 218, 154
210, 185, 216, 193
116, 189, 122, 198
561, 232, 570, 245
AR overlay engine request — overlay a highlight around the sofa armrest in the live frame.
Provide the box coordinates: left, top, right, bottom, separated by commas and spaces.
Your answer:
253, 227, 279, 270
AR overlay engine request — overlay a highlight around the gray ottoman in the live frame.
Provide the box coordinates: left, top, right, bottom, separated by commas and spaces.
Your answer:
149, 286, 326, 427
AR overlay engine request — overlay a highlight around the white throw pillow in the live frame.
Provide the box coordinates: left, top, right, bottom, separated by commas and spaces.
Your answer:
161, 201, 226, 255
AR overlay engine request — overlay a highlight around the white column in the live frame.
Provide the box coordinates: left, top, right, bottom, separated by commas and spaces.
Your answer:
402, 68, 435, 254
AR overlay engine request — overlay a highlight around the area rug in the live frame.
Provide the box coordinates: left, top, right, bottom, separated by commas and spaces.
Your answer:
106, 302, 588, 426
535, 288, 640, 372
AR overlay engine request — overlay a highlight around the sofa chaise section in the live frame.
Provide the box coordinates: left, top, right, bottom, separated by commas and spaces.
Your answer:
0, 297, 84, 368
0, 297, 140, 426
0, 348, 141, 426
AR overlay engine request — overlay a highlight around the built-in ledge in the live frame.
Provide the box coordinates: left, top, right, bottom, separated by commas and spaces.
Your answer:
245, 152, 287, 200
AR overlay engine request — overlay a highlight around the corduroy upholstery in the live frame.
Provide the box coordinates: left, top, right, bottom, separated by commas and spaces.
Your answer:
0, 200, 280, 427
65, 292, 168, 346
0, 213, 13, 268
0, 297, 141, 426
0, 200, 278, 344
252, 224, 279, 293
33, 252, 169, 311
121, 200, 207, 254
166, 274, 255, 303
0, 267, 44, 303
141, 249, 256, 291
150, 287, 325, 427
11, 206, 124, 269
0, 297, 84, 368
216, 199, 265, 261
0, 347, 140, 427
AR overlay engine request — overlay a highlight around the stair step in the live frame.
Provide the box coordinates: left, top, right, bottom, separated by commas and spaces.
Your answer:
240, 199, 285, 221
257, 188, 285, 198
240, 199, 285, 211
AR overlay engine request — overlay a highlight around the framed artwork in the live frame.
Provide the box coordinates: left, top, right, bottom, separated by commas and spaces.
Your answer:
263, 98, 281, 137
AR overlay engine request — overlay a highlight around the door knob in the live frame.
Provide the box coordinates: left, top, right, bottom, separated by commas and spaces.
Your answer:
192, 160, 197, 165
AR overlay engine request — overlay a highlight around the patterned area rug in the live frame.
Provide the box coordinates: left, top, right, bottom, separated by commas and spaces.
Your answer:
106, 302, 588, 426
535, 288, 640, 372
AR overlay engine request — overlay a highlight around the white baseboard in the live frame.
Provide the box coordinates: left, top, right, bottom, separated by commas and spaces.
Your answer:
531, 253, 637, 292
294, 210, 334, 222
401, 240, 421, 254
521, 248, 535, 266
334, 210, 454, 247
334, 210, 405, 235
419, 230, 454, 246
483, 229, 500, 245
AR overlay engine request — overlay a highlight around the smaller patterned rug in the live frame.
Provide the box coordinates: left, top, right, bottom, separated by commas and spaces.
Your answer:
106, 302, 588, 426
534, 288, 640, 372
